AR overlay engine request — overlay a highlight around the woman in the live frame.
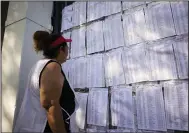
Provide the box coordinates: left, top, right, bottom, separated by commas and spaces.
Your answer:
13, 31, 78, 133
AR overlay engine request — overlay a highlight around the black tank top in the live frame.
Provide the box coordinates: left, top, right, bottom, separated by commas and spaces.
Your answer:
41, 60, 75, 133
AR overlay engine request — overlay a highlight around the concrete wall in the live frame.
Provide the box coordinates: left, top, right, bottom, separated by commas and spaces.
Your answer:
2, 2, 53, 132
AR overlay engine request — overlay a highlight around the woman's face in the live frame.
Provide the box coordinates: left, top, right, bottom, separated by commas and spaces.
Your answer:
60, 44, 69, 62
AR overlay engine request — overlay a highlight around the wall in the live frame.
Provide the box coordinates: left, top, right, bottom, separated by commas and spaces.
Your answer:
61, 1, 188, 133
2, 2, 53, 132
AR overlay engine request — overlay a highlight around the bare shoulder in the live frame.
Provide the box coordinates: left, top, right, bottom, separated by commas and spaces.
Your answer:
45, 61, 61, 73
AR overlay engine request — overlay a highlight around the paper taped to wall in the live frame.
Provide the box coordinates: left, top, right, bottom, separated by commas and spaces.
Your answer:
173, 35, 188, 79
87, 54, 105, 88
111, 86, 134, 129
104, 48, 125, 86
61, 4, 73, 31
147, 40, 177, 81
122, 44, 150, 84
103, 13, 124, 50
122, 2, 145, 10
72, 2, 87, 27
171, 1, 188, 35
163, 80, 188, 131
136, 84, 167, 131
144, 2, 175, 41
122, 8, 147, 46
87, 88, 108, 126
87, 21, 104, 54
70, 27, 86, 58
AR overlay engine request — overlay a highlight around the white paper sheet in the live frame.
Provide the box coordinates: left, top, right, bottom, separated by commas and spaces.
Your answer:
86, 128, 106, 133
70, 112, 80, 133
122, 2, 145, 10
104, 2, 121, 16
122, 9, 147, 46
72, 2, 87, 27
73, 57, 87, 88
103, 13, 125, 50
171, 2, 188, 35
61, 4, 73, 31
61, 59, 72, 80
122, 44, 150, 84
163, 80, 188, 131
72, 92, 88, 129
68, 59, 76, 88
87, 88, 108, 126
63, 32, 71, 59
111, 86, 134, 129
86, 21, 104, 54
87, 54, 105, 88
107, 128, 130, 133
104, 48, 125, 86
144, 2, 176, 41
147, 39, 178, 81
173, 34, 188, 79
87, 2, 106, 22
136, 84, 167, 131
70, 27, 86, 58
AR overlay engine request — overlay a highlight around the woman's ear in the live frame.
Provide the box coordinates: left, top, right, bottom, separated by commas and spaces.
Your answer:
60, 46, 65, 52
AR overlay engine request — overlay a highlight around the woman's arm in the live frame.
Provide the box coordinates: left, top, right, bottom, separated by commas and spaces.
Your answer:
40, 62, 67, 133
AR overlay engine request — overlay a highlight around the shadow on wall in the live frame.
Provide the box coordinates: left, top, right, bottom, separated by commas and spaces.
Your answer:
2, 26, 22, 132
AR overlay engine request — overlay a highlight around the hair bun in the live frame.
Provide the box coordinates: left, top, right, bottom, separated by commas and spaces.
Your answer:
33, 31, 50, 52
